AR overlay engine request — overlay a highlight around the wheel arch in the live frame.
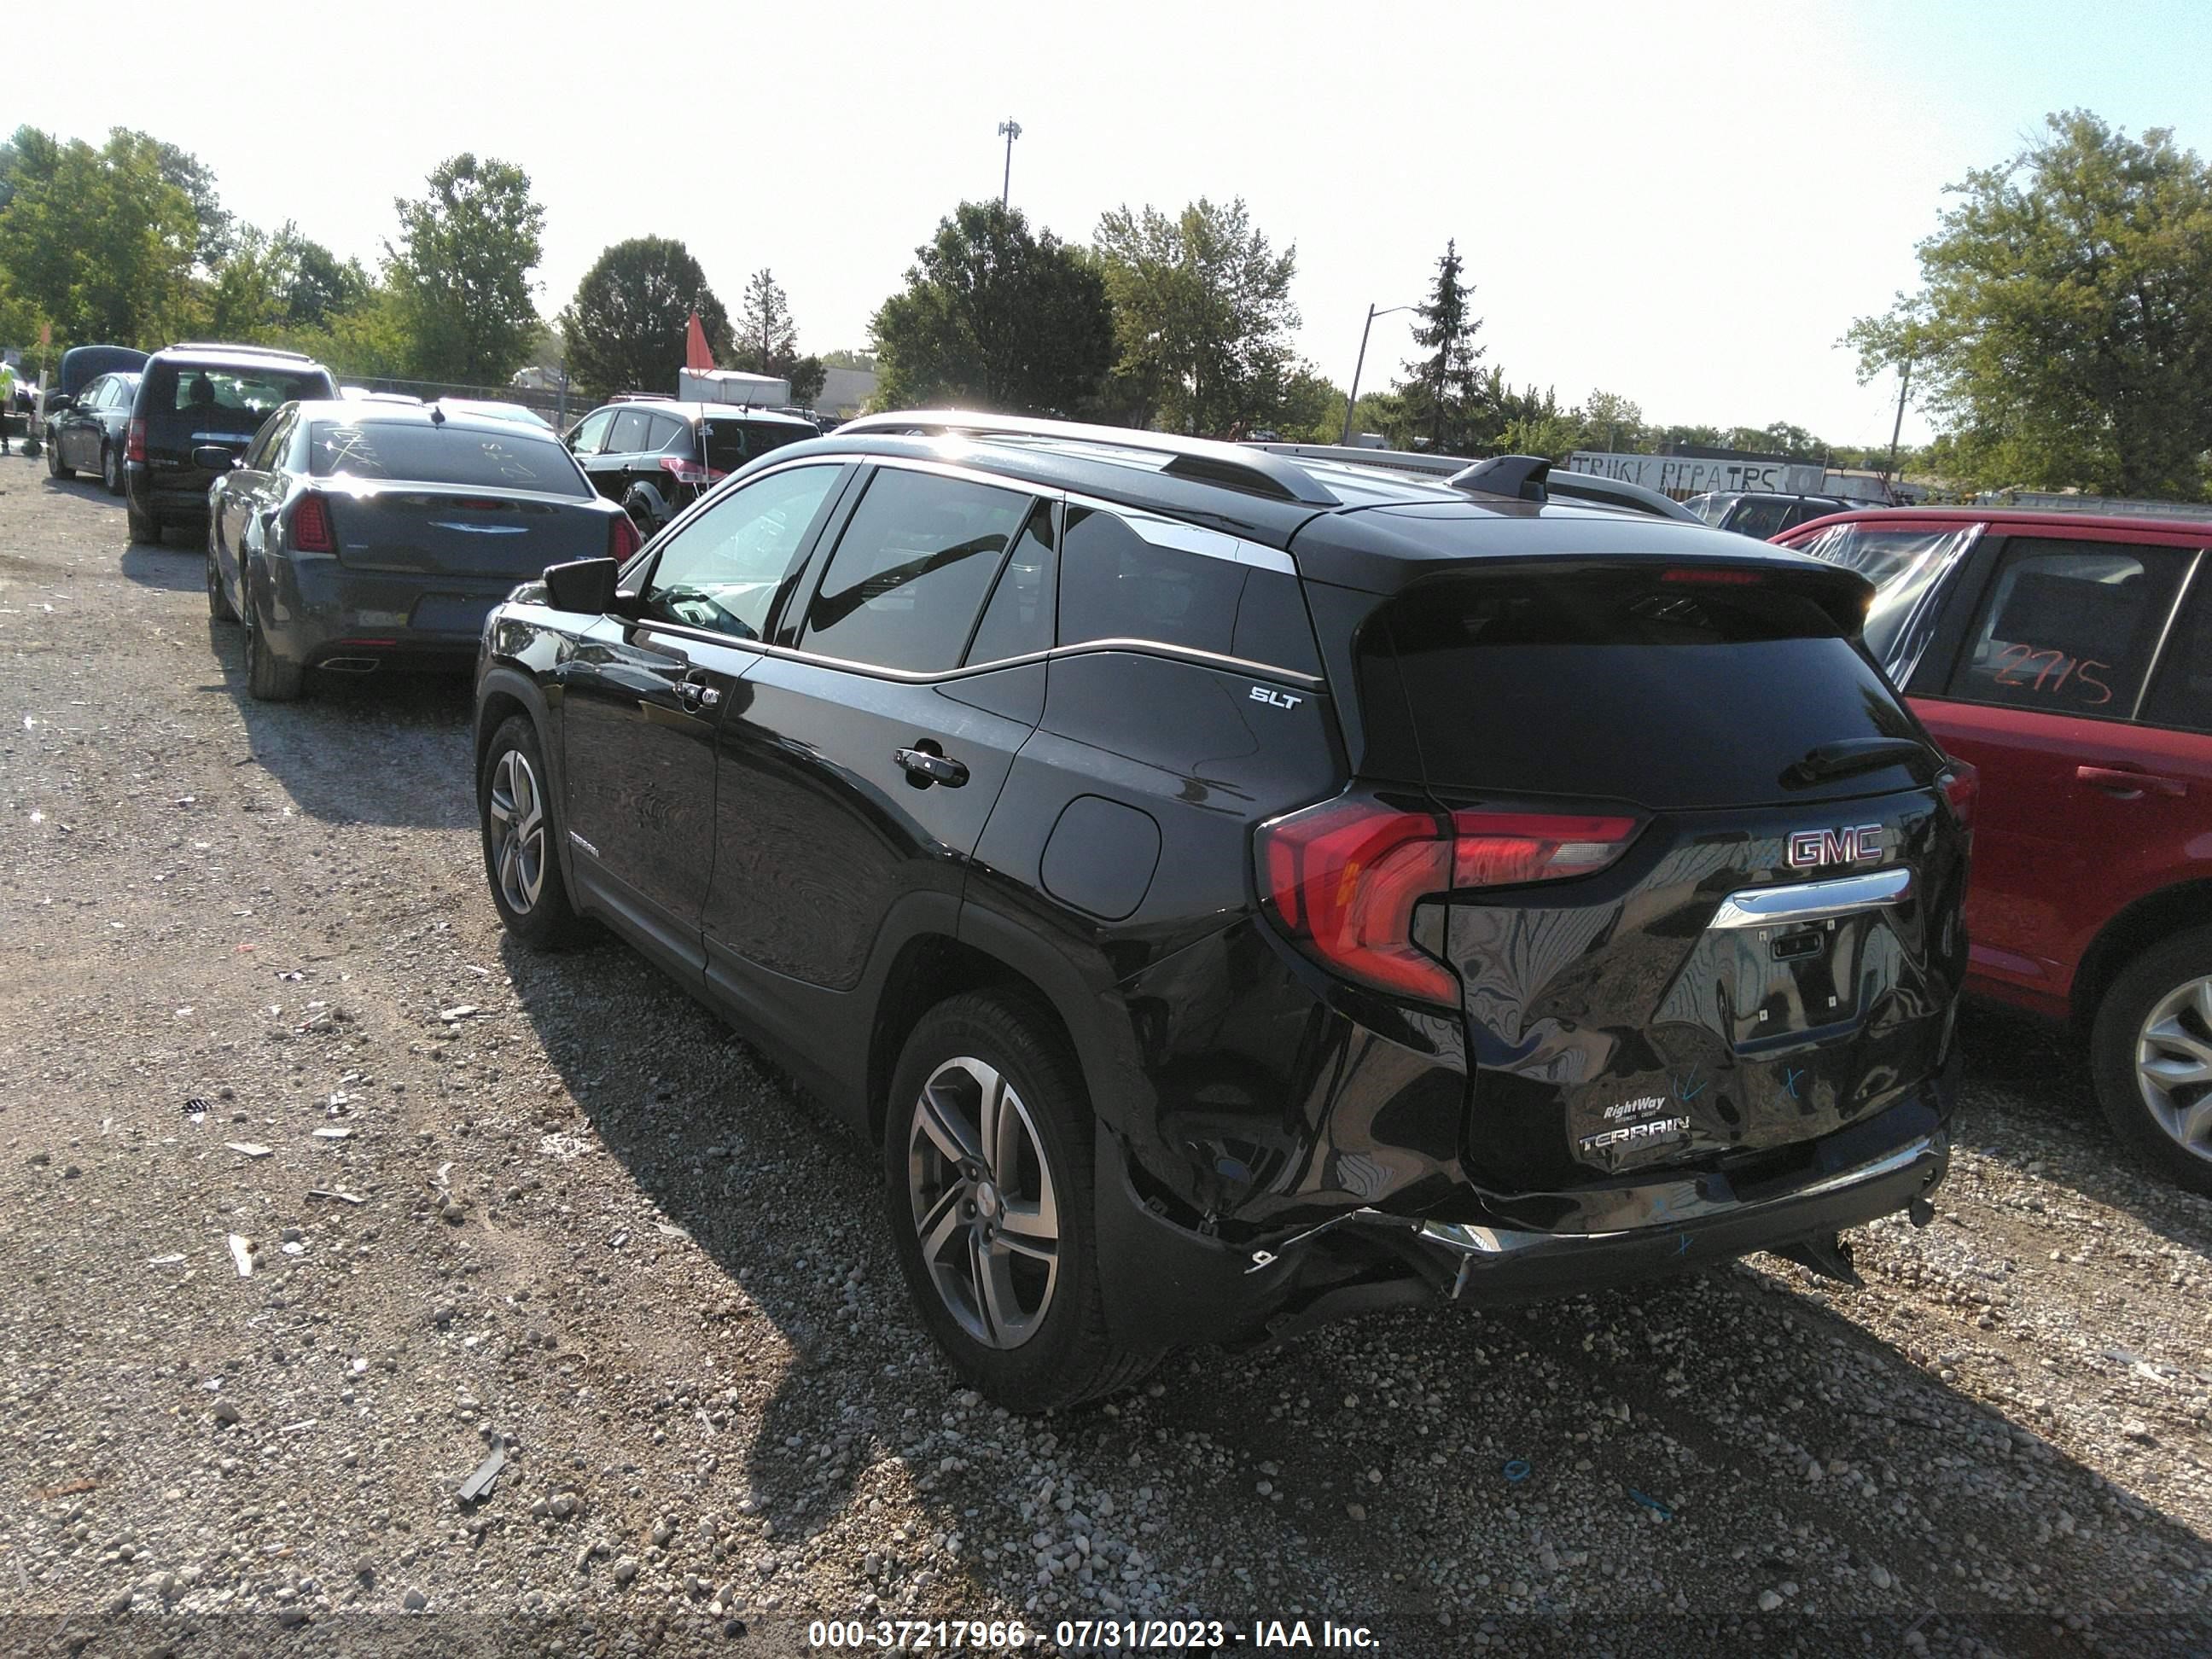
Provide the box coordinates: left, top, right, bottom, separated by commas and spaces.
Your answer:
2071, 879, 2212, 1031
866, 933, 1085, 1143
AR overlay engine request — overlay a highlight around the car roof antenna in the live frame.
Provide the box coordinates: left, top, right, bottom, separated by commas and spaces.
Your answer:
428, 403, 446, 426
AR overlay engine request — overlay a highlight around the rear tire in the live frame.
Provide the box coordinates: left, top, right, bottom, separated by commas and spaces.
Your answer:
478, 714, 589, 948
620, 490, 658, 536
102, 444, 123, 496
2089, 927, 2212, 1196
48, 440, 73, 480
242, 590, 304, 701
883, 992, 1157, 1412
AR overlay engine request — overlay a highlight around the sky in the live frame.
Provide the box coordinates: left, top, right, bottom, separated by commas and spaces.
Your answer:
13, 0, 2212, 446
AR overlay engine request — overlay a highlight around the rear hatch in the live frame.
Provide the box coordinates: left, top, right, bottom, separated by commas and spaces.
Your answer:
145, 360, 333, 485
1268, 555, 1970, 1196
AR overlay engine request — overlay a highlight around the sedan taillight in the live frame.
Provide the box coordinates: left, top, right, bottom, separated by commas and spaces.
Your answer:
609, 514, 642, 562
1939, 762, 1978, 831
289, 493, 336, 554
126, 418, 146, 463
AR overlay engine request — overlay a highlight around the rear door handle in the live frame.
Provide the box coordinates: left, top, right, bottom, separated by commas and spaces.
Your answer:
894, 747, 969, 788
2077, 765, 2186, 800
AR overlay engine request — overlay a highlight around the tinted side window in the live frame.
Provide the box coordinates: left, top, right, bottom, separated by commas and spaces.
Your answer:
647, 413, 686, 451
568, 409, 615, 455
608, 409, 653, 453
1943, 538, 2188, 718
2138, 556, 2212, 732
1726, 498, 1792, 538
802, 469, 1030, 672
964, 503, 1057, 665
1058, 506, 1243, 655
639, 464, 844, 641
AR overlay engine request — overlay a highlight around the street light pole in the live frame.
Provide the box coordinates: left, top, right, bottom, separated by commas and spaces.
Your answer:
1341, 302, 1414, 446
1883, 353, 1914, 486
997, 120, 1022, 209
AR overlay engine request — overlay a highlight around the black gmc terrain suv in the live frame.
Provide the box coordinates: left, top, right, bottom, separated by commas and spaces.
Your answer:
474, 413, 1970, 1411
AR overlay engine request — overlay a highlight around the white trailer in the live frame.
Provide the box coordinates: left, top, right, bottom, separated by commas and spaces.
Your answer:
678, 368, 790, 406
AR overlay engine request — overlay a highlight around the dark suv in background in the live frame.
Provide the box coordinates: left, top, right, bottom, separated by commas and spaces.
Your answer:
1688, 490, 1870, 538
473, 415, 1970, 1410
563, 397, 819, 534
125, 343, 336, 544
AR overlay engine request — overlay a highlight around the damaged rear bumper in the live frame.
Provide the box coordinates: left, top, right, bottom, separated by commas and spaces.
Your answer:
1095, 1089, 1951, 1351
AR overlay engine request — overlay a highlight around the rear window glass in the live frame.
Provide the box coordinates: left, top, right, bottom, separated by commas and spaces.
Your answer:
306, 422, 588, 498
1944, 538, 2187, 718
165, 367, 329, 428
701, 419, 807, 474
1795, 522, 1977, 673
1725, 498, 1792, 538
1359, 569, 1920, 810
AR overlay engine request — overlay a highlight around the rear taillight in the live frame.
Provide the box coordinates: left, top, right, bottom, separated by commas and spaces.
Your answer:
126, 418, 146, 463
1940, 762, 1977, 831
609, 514, 642, 562
1256, 796, 1641, 1004
658, 457, 722, 485
288, 493, 336, 554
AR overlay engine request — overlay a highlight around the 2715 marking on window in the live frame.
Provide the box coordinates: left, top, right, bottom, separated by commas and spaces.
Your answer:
1993, 643, 2115, 705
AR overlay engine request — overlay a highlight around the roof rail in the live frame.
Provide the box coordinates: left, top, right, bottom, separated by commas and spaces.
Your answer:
1243, 439, 1465, 478
165, 341, 317, 361
840, 410, 1341, 506
609, 391, 676, 403
1449, 454, 1551, 504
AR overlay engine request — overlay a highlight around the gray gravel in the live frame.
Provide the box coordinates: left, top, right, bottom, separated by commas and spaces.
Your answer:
1, 457, 2209, 1656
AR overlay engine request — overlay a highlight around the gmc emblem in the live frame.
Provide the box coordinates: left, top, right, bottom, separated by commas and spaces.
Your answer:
1788, 824, 1883, 870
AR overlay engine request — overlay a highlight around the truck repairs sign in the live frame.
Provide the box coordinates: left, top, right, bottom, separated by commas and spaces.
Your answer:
1565, 452, 1825, 496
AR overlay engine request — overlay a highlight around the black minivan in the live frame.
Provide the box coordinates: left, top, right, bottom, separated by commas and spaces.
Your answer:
474, 416, 1970, 1411
125, 344, 337, 544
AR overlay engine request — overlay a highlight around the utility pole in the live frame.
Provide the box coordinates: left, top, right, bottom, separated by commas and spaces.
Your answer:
997, 120, 1022, 210
1883, 354, 1914, 486
1341, 302, 1415, 446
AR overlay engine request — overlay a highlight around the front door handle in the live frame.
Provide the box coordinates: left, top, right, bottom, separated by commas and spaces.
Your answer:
2077, 765, 2186, 800
674, 677, 722, 710
894, 746, 969, 788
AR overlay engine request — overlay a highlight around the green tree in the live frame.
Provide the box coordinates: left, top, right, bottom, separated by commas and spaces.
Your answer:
1094, 196, 1298, 436
147, 136, 233, 270
1394, 240, 1490, 452
1579, 389, 1646, 454
558, 236, 731, 401
387, 153, 545, 387
870, 201, 1115, 415
1849, 110, 2212, 500
0, 127, 198, 347
1272, 364, 1347, 443
731, 269, 825, 405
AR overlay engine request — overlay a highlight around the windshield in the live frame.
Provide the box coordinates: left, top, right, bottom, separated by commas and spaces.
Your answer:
306, 421, 589, 497
1794, 522, 1978, 675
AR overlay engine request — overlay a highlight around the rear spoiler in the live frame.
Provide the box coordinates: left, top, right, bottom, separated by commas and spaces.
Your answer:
1241, 441, 1700, 521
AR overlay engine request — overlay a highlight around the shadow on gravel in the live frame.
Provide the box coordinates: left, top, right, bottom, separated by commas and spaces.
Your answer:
36, 470, 117, 506
120, 542, 202, 594
201, 615, 477, 828
1956, 1002, 2212, 1254
502, 928, 2211, 1645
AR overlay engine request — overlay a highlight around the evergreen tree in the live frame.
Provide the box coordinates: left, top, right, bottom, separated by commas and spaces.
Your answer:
1397, 240, 1487, 453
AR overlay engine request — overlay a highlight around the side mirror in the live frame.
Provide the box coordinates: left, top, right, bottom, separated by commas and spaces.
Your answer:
541, 556, 620, 615
192, 445, 237, 472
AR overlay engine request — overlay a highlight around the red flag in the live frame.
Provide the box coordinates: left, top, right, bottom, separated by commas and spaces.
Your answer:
684, 311, 716, 373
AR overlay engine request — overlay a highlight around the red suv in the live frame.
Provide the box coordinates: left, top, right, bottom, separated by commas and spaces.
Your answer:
1779, 506, 2212, 1193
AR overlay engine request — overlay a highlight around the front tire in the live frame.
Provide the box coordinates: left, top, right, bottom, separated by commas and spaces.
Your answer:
102, 444, 123, 496
206, 538, 236, 622
242, 591, 304, 701
883, 993, 1155, 1412
2090, 927, 2212, 1196
478, 714, 588, 948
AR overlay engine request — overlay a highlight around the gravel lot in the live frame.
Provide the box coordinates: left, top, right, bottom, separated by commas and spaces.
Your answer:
2, 454, 2208, 1658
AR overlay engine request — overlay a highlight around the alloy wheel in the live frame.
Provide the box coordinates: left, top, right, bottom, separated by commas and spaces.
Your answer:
2133, 975, 2212, 1164
104, 446, 119, 492
486, 748, 548, 917
906, 1056, 1060, 1349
